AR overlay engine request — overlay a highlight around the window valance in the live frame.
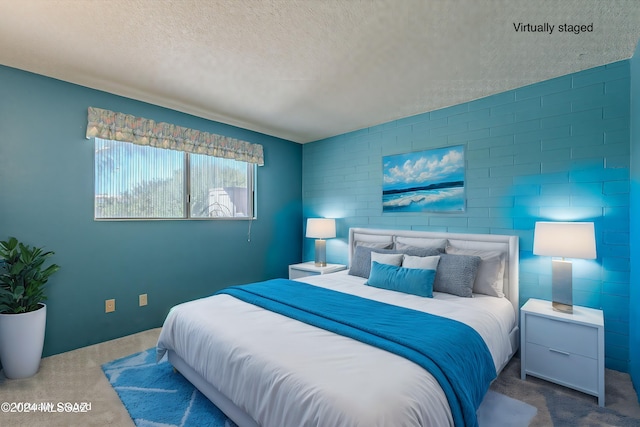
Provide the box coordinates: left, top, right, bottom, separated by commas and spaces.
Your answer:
86, 107, 264, 166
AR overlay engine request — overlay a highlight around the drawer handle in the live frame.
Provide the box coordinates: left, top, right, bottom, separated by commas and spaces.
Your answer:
549, 348, 570, 356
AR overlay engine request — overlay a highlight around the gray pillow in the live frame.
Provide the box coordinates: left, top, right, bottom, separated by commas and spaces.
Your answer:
445, 247, 506, 297
433, 253, 482, 298
349, 246, 442, 279
394, 237, 448, 251
356, 241, 393, 249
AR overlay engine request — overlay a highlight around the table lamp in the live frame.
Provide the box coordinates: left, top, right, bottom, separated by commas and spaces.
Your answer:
533, 221, 596, 313
306, 218, 336, 267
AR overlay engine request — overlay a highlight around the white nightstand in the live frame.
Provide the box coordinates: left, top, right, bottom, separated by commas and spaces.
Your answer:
288, 262, 347, 279
520, 298, 605, 406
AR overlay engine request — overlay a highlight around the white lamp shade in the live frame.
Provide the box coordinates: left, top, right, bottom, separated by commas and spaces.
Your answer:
533, 222, 596, 259
306, 218, 336, 239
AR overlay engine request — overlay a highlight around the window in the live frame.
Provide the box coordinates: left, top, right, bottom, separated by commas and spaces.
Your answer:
94, 138, 255, 219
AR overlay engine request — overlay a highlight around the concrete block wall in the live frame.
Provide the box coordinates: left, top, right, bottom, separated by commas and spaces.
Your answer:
302, 60, 631, 371
629, 37, 640, 396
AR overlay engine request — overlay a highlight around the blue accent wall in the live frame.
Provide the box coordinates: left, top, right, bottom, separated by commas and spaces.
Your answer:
630, 39, 640, 398
303, 61, 631, 372
0, 65, 302, 357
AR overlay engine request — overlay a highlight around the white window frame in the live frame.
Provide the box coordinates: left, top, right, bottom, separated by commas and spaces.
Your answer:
94, 138, 256, 221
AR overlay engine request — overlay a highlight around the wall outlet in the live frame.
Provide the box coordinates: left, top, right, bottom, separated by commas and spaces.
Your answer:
139, 293, 148, 307
105, 299, 115, 313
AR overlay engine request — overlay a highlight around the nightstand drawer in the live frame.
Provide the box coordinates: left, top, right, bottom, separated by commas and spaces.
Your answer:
520, 299, 604, 406
525, 342, 598, 394
526, 315, 598, 359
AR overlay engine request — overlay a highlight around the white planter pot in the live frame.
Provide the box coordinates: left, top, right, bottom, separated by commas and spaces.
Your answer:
0, 304, 47, 379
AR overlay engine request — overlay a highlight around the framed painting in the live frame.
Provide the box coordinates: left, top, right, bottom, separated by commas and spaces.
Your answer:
382, 145, 465, 213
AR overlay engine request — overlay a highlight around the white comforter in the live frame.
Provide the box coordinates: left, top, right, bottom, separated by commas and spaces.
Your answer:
157, 271, 516, 427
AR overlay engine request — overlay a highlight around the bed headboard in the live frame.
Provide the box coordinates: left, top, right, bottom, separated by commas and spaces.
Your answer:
348, 228, 520, 316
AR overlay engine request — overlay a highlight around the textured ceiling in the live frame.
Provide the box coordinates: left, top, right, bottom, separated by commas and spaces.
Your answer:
1, 0, 639, 143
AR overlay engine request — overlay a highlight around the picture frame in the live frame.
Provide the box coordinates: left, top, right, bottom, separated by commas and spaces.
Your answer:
382, 145, 465, 213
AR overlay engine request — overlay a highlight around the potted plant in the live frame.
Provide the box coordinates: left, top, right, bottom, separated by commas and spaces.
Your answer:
0, 237, 60, 379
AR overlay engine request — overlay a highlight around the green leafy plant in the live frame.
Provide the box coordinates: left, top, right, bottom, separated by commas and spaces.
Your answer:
0, 237, 60, 314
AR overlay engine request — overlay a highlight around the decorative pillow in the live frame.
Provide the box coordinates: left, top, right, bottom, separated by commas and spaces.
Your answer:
402, 254, 440, 270
394, 236, 448, 251
353, 233, 393, 249
349, 246, 442, 279
445, 247, 506, 297
371, 251, 403, 267
447, 239, 507, 253
433, 254, 482, 298
366, 261, 436, 298
399, 247, 443, 258
356, 241, 394, 249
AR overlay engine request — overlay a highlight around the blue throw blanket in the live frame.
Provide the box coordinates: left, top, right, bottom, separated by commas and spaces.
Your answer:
218, 279, 496, 427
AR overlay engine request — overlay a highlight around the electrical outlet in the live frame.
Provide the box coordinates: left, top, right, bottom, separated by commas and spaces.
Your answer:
139, 293, 148, 307
105, 299, 115, 313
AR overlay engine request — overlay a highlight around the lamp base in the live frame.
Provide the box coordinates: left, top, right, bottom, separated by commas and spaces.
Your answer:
552, 301, 573, 314
552, 259, 573, 315
314, 239, 327, 267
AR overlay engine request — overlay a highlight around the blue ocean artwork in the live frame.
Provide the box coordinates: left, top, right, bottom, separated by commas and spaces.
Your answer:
383, 146, 465, 213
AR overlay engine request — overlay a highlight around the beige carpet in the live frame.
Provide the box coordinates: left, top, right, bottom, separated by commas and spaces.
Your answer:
0, 329, 159, 427
0, 328, 639, 427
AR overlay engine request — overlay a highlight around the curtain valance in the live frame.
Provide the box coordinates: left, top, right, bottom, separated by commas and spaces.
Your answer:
86, 107, 264, 166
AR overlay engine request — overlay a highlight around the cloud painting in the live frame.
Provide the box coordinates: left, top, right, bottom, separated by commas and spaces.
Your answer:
383, 145, 465, 212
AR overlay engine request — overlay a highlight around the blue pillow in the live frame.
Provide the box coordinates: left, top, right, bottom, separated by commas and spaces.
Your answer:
366, 261, 436, 298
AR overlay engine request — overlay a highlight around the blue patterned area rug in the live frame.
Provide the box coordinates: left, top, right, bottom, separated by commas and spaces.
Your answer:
103, 348, 536, 427
102, 348, 237, 427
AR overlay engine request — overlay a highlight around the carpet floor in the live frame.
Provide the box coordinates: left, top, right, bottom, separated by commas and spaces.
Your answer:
0, 328, 639, 426
492, 356, 640, 426
102, 347, 536, 427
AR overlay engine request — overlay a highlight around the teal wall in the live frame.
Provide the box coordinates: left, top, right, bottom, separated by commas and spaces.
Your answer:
303, 61, 631, 372
0, 65, 302, 357
630, 39, 640, 397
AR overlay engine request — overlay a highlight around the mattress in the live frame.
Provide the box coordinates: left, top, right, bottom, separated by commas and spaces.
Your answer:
156, 271, 517, 427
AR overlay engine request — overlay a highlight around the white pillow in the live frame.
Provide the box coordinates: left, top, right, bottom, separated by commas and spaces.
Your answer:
445, 247, 505, 297
371, 251, 403, 267
402, 254, 440, 270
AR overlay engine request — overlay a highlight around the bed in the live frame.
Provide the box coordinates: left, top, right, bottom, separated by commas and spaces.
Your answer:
156, 227, 520, 427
